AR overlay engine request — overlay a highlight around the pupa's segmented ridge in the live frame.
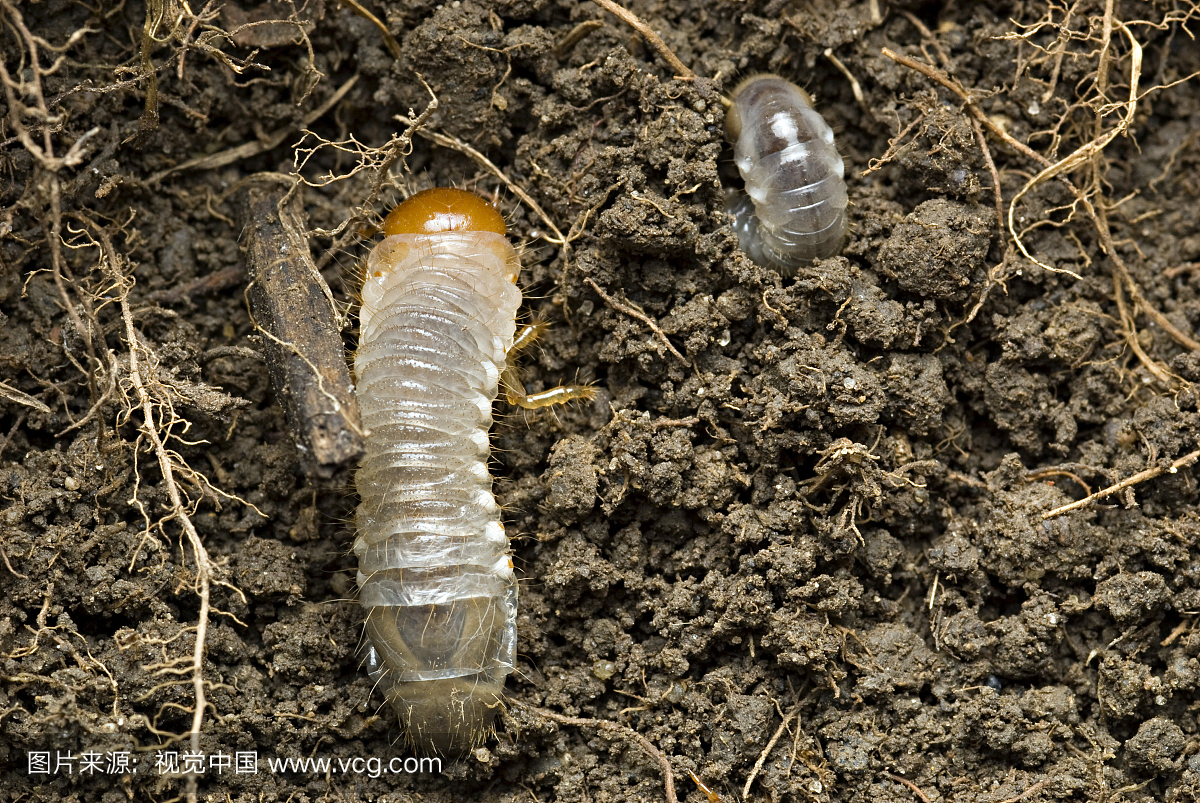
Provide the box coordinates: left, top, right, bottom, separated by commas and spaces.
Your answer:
726, 75, 849, 268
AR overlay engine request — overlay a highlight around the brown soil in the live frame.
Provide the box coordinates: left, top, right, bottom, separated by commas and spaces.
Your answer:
3, 0, 1200, 801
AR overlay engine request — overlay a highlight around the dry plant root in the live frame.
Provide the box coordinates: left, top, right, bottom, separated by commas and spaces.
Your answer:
335, 0, 401, 58
881, 0, 1200, 386
1042, 448, 1200, 520
515, 702, 679, 803
883, 772, 936, 803
72, 216, 260, 803
587, 0, 695, 80
0, 6, 266, 796
584, 278, 688, 363
742, 702, 799, 799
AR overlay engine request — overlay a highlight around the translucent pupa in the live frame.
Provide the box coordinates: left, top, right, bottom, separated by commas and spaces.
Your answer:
354, 187, 589, 754
725, 75, 849, 268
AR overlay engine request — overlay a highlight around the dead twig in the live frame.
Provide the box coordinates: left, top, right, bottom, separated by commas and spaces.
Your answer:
1024, 467, 1093, 497
0, 536, 30, 580
880, 48, 1047, 166
824, 48, 866, 112
687, 770, 722, 802
0, 382, 51, 414
1111, 266, 1172, 384
234, 175, 364, 477
555, 19, 605, 59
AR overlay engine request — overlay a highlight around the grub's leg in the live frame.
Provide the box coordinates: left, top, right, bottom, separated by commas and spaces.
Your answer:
503, 323, 595, 410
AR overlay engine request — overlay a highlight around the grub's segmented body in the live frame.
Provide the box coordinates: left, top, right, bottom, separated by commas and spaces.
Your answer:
355, 188, 520, 754
726, 75, 848, 268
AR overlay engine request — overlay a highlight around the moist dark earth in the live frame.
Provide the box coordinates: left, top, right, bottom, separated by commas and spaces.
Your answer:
2, 0, 1200, 801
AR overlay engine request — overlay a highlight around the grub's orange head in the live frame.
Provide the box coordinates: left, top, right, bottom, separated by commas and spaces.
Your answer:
382, 188, 507, 237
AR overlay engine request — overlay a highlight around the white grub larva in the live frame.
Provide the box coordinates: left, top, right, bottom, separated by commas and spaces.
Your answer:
725, 74, 849, 268
354, 188, 592, 754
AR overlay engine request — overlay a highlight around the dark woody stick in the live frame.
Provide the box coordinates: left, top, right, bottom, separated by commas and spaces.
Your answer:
234, 174, 363, 478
